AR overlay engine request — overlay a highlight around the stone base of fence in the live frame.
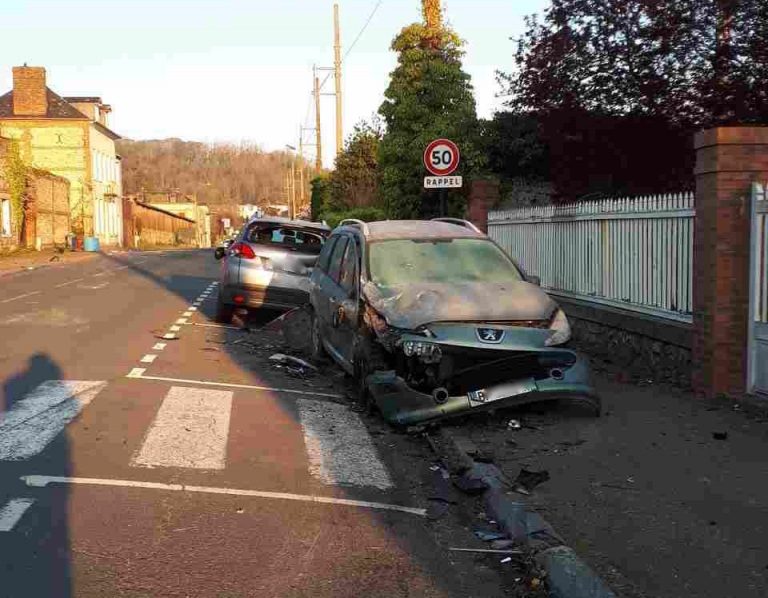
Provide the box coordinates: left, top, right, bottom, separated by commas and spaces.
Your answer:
557, 296, 693, 387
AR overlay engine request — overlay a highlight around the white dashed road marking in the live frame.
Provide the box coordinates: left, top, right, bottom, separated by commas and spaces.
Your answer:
1, 291, 41, 304
297, 400, 393, 490
140, 354, 157, 364
22, 476, 425, 516
176, 318, 187, 324
153, 343, 167, 351
127, 368, 146, 378
163, 333, 177, 340
131, 386, 233, 470
0, 380, 107, 460
54, 278, 84, 288
169, 325, 181, 332
0, 498, 36, 532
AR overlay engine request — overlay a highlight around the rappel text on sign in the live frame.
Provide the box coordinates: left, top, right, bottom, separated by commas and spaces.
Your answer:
424, 176, 463, 189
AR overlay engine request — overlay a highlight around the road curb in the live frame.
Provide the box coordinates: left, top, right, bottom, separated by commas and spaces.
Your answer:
437, 427, 617, 598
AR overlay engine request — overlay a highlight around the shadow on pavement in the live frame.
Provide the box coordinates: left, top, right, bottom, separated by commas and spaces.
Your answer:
1, 353, 71, 598
95, 249, 509, 597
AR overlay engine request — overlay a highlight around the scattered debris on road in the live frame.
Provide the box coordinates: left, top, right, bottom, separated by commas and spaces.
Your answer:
512, 469, 550, 495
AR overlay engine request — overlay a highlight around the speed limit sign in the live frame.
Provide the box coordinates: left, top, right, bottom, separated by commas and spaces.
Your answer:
424, 139, 460, 176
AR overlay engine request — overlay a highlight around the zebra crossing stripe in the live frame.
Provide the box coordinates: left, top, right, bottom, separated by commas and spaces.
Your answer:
131, 386, 233, 470
0, 381, 107, 461
297, 400, 393, 490
0, 498, 35, 532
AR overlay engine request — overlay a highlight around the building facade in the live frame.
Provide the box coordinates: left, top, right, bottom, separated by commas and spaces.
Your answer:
0, 66, 123, 246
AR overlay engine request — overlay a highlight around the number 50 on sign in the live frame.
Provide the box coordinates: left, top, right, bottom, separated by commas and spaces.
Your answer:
424, 139, 460, 177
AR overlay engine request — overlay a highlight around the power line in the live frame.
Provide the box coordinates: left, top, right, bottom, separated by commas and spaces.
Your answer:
318, 0, 384, 92
345, 0, 383, 60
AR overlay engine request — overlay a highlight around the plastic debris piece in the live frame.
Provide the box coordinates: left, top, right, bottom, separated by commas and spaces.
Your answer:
500, 557, 512, 564
474, 529, 507, 542
513, 469, 550, 495
507, 419, 522, 430
454, 462, 506, 494
269, 353, 318, 372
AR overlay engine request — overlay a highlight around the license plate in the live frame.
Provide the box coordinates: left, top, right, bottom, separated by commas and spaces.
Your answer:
468, 379, 537, 407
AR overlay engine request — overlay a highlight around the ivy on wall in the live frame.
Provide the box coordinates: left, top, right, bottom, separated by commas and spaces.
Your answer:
1, 140, 29, 238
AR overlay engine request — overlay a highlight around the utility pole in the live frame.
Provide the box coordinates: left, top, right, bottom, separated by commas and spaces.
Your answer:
290, 160, 296, 219
298, 126, 305, 206
334, 3, 343, 158
313, 68, 323, 171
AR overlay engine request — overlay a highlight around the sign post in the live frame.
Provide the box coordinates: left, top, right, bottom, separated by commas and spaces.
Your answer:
423, 139, 461, 216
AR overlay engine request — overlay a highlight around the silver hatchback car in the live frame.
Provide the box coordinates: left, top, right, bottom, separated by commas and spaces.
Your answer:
216, 216, 331, 322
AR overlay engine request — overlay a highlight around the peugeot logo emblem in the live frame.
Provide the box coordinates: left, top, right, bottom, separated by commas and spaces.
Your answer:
476, 328, 505, 344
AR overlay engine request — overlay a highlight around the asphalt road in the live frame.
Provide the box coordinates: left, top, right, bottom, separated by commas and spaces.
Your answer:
0, 250, 510, 598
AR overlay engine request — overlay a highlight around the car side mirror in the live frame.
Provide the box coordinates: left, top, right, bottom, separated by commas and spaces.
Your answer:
214, 247, 226, 260
527, 275, 541, 286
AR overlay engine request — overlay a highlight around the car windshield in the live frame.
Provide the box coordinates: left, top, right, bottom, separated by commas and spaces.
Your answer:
245, 224, 327, 254
368, 238, 523, 286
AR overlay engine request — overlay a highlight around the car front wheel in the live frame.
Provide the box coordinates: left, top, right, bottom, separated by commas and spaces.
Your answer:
353, 337, 389, 414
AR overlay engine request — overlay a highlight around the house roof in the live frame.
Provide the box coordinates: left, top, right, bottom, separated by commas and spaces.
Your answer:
0, 88, 89, 120
63, 96, 102, 104
0, 88, 121, 139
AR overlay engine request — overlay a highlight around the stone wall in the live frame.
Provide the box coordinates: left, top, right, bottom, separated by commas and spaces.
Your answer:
557, 296, 693, 388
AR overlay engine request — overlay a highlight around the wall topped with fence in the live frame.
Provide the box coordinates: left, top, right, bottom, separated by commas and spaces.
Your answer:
488, 193, 695, 322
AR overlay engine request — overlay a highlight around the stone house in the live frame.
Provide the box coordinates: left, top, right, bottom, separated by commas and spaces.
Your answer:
0, 66, 123, 246
1, 136, 72, 252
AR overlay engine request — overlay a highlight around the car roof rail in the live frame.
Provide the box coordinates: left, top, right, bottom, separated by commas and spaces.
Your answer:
431, 217, 482, 233
339, 219, 370, 235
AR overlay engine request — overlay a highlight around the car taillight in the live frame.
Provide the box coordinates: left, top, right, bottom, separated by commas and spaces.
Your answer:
231, 242, 256, 259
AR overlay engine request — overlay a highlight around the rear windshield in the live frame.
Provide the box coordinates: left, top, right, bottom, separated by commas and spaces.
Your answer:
245, 223, 328, 254
368, 238, 523, 286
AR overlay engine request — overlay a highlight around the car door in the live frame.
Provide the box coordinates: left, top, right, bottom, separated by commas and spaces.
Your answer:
314, 235, 349, 364
330, 236, 361, 367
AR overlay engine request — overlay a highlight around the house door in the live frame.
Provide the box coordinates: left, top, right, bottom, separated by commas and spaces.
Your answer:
748, 183, 768, 396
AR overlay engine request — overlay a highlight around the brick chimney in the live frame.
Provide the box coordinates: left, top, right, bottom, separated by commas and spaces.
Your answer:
12, 66, 48, 116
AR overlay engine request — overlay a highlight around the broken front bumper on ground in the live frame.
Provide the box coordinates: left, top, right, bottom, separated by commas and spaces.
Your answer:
366, 349, 600, 427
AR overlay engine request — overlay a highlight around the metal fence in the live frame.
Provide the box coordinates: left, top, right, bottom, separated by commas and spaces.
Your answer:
488, 193, 695, 322
752, 184, 768, 325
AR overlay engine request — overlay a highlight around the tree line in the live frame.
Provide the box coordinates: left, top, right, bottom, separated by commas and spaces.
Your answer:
117, 138, 305, 207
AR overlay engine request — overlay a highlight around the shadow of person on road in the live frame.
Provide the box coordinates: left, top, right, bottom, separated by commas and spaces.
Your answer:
0, 352, 72, 598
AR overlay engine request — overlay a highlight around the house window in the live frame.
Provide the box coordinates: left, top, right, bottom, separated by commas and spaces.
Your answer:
1, 198, 12, 237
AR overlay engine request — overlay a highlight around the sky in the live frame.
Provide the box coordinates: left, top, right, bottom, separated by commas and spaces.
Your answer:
0, 0, 547, 167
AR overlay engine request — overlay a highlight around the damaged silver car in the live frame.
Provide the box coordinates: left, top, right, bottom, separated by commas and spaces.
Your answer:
309, 218, 600, 426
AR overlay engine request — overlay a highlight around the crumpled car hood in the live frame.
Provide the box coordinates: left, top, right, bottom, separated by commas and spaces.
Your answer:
362, 280, 558, 330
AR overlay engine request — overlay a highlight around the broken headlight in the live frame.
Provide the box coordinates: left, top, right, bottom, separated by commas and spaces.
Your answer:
403, 340, 442, 363
545, 308, 572, 346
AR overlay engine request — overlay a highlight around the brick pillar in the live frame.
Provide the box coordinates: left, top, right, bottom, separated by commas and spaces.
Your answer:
693, 127, 768, 398
467, 177, 499, 233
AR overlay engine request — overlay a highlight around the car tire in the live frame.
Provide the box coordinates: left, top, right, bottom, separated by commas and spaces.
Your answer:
353, 337, 389, 414
215, 293, 235, 324
310, 310, 328, 362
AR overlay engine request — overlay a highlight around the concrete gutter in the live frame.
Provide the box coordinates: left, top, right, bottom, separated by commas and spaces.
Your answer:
436, 428, 617, 598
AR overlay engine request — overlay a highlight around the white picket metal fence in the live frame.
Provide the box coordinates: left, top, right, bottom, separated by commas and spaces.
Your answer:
488, 193, 695, 322
748, 183, 768, 395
